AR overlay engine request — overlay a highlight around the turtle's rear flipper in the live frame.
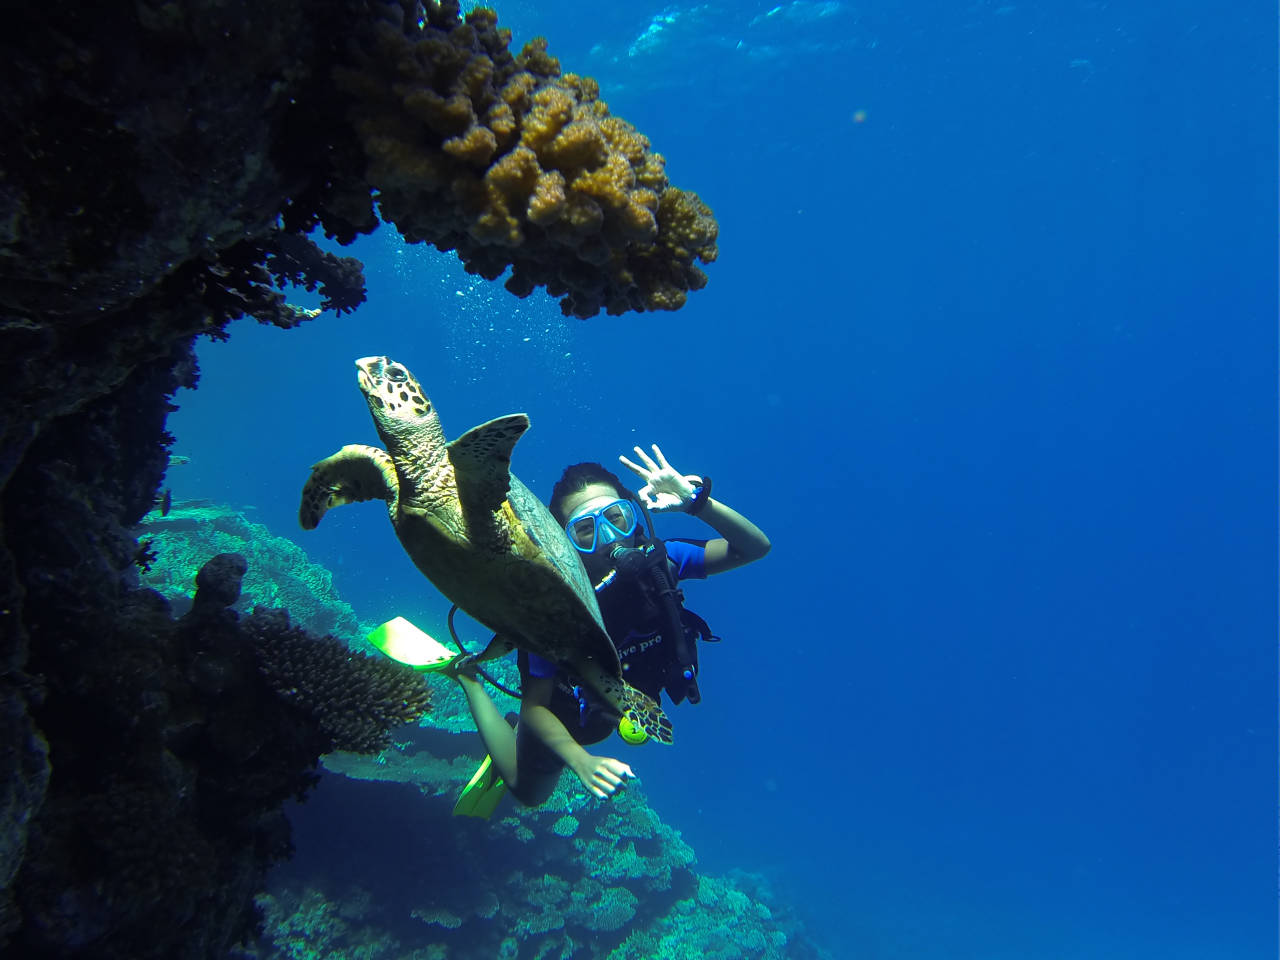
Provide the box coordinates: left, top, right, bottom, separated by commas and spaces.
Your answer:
299, 444, 399, 529
448, 414, 530, 514
619, 683, 674, 745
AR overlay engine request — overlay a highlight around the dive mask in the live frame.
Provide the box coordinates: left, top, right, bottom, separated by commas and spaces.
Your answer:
565, 498, 642, 553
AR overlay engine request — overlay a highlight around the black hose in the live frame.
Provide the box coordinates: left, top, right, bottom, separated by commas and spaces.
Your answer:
447, 605, 523, 700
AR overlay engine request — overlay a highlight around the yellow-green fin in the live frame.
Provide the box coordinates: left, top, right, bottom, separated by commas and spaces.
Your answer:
366, 617, 457, 672
453, 754, 507, 818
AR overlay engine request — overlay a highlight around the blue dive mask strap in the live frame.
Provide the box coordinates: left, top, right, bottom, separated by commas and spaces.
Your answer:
635, 496, 657, 540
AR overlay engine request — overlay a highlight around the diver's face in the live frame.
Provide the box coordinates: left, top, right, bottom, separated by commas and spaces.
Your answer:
562, 483, 641, 559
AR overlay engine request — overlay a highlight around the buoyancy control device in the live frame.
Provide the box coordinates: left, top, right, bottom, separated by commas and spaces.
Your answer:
596, 536, 717, 706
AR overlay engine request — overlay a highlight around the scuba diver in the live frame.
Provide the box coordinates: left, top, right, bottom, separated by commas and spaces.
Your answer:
369, 444, 770, 815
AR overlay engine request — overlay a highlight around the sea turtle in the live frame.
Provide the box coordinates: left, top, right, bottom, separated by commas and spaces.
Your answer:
298, 355, 673, 744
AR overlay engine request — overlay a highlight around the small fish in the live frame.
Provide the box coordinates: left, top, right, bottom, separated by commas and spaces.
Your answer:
167, 454, 191, 466
160, 488, 172, 516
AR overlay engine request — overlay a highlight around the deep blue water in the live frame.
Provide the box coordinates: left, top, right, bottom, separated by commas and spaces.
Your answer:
168, 1, 1277, 956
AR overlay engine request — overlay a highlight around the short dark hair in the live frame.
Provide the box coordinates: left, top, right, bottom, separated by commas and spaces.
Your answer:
548, 462, 638, 524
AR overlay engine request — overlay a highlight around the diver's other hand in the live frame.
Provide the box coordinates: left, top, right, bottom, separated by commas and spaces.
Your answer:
619, 444, 698, 513
573, 755, 636, 798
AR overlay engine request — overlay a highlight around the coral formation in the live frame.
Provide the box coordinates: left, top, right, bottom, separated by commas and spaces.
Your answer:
0, 358, 432, 957
132, 495, 829, 957
249, 769, 833, 960
130, 491, 825, 959
139, 499, 370, 641
551, 813, 581, 837
258, 886, 398, 960
247, 608, 432, 755
604, 873, 803, 959
322, 745, 476, 796
325, 1, 718, 317
137, 497, 522, 734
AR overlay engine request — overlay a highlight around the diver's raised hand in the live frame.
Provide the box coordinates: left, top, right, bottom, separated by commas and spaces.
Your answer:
572, 755, 636, 798
619, 444, 699, 513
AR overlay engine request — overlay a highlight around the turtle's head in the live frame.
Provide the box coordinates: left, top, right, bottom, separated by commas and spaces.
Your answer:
355, 356, 437, 443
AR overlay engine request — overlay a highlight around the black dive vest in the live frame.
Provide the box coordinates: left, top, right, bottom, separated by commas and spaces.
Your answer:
596, 539, 717, 706
535, 539, 717, 735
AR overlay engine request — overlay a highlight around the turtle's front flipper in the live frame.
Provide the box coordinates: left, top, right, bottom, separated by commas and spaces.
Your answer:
300, 444, 399, 529
447, 414, 530, 514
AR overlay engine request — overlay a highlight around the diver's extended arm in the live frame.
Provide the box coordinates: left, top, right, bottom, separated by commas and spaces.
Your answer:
454, 671, 630, 799
688, 496, 771, 574
519, 700, 634, 798
518, 675, 634, 798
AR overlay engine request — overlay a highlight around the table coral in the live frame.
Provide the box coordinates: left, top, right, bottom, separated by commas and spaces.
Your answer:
330, 0, 718, 317
139, 499, 368, 641
321, 748, 477, 798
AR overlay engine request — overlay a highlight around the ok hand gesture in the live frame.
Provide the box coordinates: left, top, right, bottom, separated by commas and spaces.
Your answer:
619, 444, 699, 513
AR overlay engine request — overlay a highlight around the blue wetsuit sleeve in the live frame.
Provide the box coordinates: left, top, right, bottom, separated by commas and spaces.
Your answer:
665, 539, 708, 580
525, 651, 558, 678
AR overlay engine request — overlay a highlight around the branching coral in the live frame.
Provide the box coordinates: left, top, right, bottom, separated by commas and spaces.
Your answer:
603, 875, 799, 960
257, 887, 401, 960
257, 232, 367, 316
565, 880, 638, 932
572, 788, 696, 892
330, 0, 718, 317
250, 768, 832, 960
193, 233, 365, 334
138, 499, 519, 736
245, 608, 432, 754
551, 813, 580, 838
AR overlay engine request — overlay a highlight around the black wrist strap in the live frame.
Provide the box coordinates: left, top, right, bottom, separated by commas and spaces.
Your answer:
686, 476, 712, 515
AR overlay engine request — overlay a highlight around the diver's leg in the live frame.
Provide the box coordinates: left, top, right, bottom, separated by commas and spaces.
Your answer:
455, 674, 519, 784
454, 675, 561, 804
507, 722, 564, 806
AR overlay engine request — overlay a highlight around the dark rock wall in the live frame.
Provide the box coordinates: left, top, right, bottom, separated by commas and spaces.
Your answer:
0, 2, 718, 956
0, 3, 375, 951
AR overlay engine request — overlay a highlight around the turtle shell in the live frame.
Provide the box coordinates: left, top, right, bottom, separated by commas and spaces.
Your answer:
504, 475, 605, 634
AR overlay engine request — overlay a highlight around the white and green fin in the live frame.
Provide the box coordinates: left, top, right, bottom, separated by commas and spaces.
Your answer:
366, 617, 457, 672
447, 414, 529, 514
299, 444, 399, 530
453, 754, 507, 818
